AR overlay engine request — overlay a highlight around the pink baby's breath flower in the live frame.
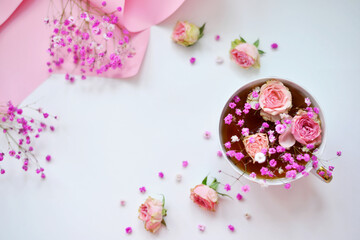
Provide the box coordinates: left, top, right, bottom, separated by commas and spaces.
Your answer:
329, 166, 334, 171
250, 172, 256, 178
224, 184, 231, 191
198, 224, 206, 232
224, 142, 231, 149
269, 159, 277, 167
217, 150, 223, 157
262, 122, 269, 128
228, 224, 235, 232
233, 96, 241, 103
271, 43, 278, 49
229, 102, 236, 109
158, 172, 164, 178
182, 161, 189, 168
284, 183, 291, 189
203, 131, 211, 139
120, 200, 126, 206
45, 155, 51, 162
243, 108, 249, 114
337, 151, 342, 156
215, 35, 220, 41
190, 57, 196, 64
234, 152, 244, 161
305, 97, 311, 106
125, 227, 132, 234
237, 119, 244, 127
139, 186, 146, 193
275, 124, 286, 134
241, 185, 250, 193
241, 128, 249, 137
236, 193, 243, 200
235, 108, 242, 116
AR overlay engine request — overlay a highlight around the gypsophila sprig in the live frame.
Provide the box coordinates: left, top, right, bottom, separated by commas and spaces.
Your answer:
0, 101, 57, 178
46, 0, 135, 82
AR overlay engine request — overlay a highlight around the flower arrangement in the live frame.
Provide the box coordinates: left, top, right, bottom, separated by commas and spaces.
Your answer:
0, 101, 56, 178
172, 21, 205, 47
45, 0, 135, 82
230, 36, 264, 68
138, 196, 167, 233
221, 79, 340, 188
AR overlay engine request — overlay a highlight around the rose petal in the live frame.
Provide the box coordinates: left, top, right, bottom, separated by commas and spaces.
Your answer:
279, 126, 296, 149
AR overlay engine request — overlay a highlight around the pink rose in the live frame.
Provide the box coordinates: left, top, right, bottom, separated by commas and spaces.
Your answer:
172, 21, 204, 47
138, 197, 166, 233
259, 80, 292, 122
291, 110, 322, 146
243, 133, 269, 161
230, 43, 259, 68
190, 184, 218, 211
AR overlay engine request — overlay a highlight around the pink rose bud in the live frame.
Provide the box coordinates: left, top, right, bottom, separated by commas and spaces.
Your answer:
172, 21, 205, 47
230, 42, 259, 68
138, 196, 166, 233
243, 133, 269, 162
190, 184, 218, 211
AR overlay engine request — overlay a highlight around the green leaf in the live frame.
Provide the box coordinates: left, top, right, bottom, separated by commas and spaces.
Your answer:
161, 219, 167, 227
253, 39, 259, 48
162, 208, 167, 217
202, 176, 208, 185
231, 39, 242, 49
199, 23, 206, 40
209, 178, 220, 191
217, 192, 233, 199
240, 36, 247, 43
258, 49, 265, 54
162, 195, 165, 207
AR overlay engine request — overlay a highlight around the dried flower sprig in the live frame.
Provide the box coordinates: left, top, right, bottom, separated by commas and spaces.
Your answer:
0, 101, 56, 178
46, 0, 135, 82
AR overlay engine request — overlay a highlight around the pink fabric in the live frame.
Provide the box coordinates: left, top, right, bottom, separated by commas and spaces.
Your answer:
0, 0, 23, 26
0, 0, 186, 105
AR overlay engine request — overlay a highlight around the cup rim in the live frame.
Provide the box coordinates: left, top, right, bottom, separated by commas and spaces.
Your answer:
218, 77, 326, 186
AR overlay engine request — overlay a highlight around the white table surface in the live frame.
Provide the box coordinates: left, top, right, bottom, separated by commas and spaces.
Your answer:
1, 0, 360, 239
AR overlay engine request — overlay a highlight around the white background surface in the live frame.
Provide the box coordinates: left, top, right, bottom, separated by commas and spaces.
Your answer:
1, 0, 360, 239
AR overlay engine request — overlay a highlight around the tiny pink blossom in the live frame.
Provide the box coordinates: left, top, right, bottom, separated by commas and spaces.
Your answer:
241, 185, 250, 193
269, 159, 277, 167
233, 96, 241, 103
203, 131, 211, 139
198, 224, 206, 232
217, 150, 223, 157
182, 161, 189, 168
224, 142, 231, 149
235, 109, 242, 116
337, 151, 342, 156
237, 119, 244, 127
215, 35, 220, 41
329, 166, 334, 171
249, 172, 256, 178
190, 57, 196, 64
125, 227, 132, 234
262, 122, 269, 128
236, 193, 243, 200
120, 200, 126, 206
224, 184, 231, 191
271, 43, 278, 49
158, 172, 164, 178
229, 102, 236, 109
228, 224, 235, 232
139, 186, 146, 193
305, 97, 311, 106
284, 183, 291, 189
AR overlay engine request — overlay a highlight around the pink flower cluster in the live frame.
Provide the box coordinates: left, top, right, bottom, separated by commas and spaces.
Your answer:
46, 1, 134, 82
0, 102, 56, 178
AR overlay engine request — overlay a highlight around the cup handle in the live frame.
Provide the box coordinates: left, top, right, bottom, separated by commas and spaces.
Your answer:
310, 166, 333, 183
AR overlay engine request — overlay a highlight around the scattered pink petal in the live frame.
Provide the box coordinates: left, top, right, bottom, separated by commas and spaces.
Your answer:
158, 172, 164, 178
215, 35, 220, 41
217, 151, 223, 157
284, 183, 291, 189
241, 185, 250, 193
182, 161, 188, 168
190, 57, 196, 64
120, 200, 126, 206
